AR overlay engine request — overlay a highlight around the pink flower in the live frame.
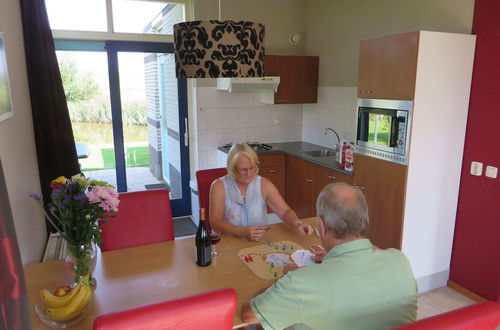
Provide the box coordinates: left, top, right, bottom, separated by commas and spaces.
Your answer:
87, 186, 120, 212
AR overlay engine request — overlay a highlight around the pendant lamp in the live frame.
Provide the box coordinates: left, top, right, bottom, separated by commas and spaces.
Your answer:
173, 2, 265, 78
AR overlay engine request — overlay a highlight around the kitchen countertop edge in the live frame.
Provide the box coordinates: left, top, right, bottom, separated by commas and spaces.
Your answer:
217, 141, 353, 176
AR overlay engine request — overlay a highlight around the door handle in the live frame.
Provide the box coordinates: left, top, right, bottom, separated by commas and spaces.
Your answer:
305, 178, 313, 182
269, 169, 278, 173
184, 118, 189, 147
354, 185, 366, 190
327, 175, 336, 179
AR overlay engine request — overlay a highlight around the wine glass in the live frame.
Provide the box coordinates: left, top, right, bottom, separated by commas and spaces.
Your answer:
210, 229, 221, 257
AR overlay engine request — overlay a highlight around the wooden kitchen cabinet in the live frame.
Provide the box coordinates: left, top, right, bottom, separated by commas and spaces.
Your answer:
264, 55, 319, 104
285, 156, 316, 218
313, 165, 353, 203
258, 154, 285, 200
357, 31, 418, 100
352, 154, 407, 250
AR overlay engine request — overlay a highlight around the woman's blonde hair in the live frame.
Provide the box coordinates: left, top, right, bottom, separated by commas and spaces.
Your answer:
226, 143, 260, 178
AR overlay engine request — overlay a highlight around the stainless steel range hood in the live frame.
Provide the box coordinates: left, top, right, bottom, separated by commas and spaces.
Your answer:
216, 76, 280, 93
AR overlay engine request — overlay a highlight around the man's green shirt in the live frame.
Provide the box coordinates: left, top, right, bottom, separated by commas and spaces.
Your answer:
251, 239, 418, 330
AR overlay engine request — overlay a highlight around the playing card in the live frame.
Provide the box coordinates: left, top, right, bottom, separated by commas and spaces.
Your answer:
265, 253, 290, 266
291, 249, 315, 267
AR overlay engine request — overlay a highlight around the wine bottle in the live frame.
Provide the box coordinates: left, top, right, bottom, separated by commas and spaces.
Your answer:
195, 208, 211, 267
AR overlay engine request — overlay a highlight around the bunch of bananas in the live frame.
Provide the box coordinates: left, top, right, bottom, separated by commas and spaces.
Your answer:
40, 274, 93, 322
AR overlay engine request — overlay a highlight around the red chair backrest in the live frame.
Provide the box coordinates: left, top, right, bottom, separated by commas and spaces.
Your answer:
100, 189, 174, 252
394, 301, 500, 329
93, 287, 237, 330
195, 168, 227, 226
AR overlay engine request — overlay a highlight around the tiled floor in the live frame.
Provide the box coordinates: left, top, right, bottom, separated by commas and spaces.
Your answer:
417, 286, 476, 320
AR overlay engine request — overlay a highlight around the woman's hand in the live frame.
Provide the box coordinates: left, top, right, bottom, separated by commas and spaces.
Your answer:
240, 226, 272, 241
294, 221, 313, 236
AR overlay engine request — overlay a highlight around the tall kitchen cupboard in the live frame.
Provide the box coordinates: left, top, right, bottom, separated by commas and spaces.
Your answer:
355, 31, 476, 292
352, 154, 407, 250
358, 32, 418, 100
264, 55, 319, 104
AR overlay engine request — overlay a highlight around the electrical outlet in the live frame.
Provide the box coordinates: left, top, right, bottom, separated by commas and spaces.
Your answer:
485, 166, 498, 179
470, 161, 483, 176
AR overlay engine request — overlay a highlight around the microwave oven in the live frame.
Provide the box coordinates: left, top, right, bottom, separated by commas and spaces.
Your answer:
356, 98, 413, 165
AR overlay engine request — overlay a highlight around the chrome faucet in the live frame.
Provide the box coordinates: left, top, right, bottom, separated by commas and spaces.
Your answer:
324, 128, 341, 151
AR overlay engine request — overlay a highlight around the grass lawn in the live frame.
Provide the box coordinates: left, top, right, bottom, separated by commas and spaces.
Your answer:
80, 145, 149, 171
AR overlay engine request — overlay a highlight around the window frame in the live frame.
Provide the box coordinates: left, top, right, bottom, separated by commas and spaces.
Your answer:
50, 0, 192, 43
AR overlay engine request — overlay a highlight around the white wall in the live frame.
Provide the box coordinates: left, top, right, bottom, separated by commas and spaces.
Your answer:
302, 87, 358, 146
195, 87, 302, 170
0, 0, 46, 264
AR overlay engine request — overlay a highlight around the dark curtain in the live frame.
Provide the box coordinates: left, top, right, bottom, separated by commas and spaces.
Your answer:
19, 0, 80, 232
0, 159, 32, 330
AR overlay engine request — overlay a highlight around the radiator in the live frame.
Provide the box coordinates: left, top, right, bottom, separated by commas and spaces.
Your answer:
42, 232, 68, 262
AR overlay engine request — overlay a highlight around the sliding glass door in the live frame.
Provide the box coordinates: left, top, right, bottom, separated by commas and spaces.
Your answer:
56, 41, 190, 216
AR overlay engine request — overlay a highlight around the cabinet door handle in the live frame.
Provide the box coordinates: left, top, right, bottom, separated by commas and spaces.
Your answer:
305, 178, 313, 182
359, 90, 372, 94
269, 169, 278, 173
355, 185, 366, 190
327, 175, 336, 179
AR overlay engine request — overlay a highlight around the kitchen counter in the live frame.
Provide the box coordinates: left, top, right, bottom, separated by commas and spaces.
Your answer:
217, 141, 353, 176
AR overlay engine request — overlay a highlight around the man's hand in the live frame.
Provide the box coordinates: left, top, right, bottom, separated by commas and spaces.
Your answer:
311, 247, 327, 263
242, 226, 272, 241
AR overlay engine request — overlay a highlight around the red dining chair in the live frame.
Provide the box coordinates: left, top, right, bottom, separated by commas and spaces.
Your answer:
93, 287, 237, 330
195, 168, 227, 228
394, 301, 500, 329
100, 189, 174, 252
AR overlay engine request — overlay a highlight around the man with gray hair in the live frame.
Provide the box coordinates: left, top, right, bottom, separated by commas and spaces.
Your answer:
242, 182, 418, 330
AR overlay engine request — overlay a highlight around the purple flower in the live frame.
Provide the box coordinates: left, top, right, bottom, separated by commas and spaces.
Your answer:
59, 197, 71, 207
74, 194, 88, 200
67, 180, 80, 192
51, 188, 62, 198
29, 193, 42, 201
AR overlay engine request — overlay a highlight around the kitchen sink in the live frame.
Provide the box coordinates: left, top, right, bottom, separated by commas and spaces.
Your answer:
299, 149, 337, 158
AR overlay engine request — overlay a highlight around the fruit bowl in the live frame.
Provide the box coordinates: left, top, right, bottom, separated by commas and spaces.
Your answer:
35, 302, 91, 328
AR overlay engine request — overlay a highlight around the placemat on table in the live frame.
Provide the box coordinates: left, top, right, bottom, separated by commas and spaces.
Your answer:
238, 240, 303, 280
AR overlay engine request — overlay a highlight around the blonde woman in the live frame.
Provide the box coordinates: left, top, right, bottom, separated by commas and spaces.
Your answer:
210, 143, 312, 241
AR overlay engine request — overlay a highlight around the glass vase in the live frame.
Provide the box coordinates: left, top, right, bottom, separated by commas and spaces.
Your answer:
65, 241, 97, 287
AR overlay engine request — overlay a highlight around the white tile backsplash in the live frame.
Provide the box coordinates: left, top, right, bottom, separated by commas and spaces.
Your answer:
197, 87, 222, 108
194, 86, 357, 170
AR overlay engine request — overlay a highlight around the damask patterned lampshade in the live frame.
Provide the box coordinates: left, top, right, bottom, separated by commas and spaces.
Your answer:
173, 20, 265, 78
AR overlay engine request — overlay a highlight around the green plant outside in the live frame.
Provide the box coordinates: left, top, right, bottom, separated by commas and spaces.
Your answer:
72, 122, 147, 144
367, 114, 391, 146
80, 145, 149, 171
73, 121, 149, 171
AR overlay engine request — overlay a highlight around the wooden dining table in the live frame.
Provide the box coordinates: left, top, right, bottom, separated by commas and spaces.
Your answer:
24, 217, 321, 329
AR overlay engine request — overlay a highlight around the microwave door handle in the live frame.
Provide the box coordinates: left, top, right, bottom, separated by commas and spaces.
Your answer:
389, 117, 400, 147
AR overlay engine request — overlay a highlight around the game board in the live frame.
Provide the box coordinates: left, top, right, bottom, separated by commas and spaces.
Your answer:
237, 240, 303, 279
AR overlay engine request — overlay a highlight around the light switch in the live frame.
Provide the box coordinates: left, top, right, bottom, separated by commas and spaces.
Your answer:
470, 161, 483, 176
485, 166, 498, 179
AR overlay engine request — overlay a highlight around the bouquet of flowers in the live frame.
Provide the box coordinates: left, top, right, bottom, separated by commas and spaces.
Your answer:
31, 174, 119, 281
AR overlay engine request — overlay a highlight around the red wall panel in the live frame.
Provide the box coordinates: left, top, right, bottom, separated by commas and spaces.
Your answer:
450, 0, 500, 302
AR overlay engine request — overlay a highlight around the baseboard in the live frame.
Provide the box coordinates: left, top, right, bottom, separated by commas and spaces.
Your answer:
416, 270, 449, 293
447, 280, 487, 302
